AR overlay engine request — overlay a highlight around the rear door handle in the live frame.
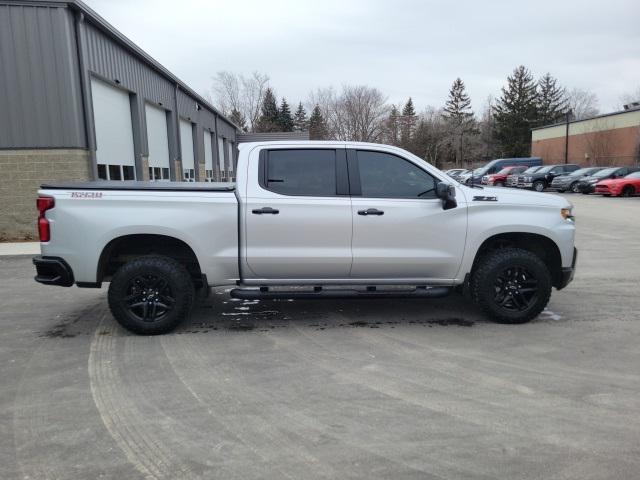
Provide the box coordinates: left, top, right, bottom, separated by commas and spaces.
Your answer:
357, 208, 384, 216
252, 207, 279, 215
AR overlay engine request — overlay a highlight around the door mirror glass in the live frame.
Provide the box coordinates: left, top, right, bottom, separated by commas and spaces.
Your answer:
436, 182, 457, 210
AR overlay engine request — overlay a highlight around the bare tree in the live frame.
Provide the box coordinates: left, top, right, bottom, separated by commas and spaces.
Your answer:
307, 85, 389, 141
565, 88, 599, 120
211, 71, 269, 132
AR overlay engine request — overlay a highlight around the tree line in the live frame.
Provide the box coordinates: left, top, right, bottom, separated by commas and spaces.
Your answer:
210, 67, 633, 167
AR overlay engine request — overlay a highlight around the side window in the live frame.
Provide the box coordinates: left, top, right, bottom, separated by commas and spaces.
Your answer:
356, 150, 437, 198
263, 149, 337, 196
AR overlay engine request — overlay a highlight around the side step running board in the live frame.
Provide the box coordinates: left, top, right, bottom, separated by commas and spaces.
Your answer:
230, 286, 451, 300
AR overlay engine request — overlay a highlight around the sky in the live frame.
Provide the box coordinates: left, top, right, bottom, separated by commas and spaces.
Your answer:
84, 0, 640, 114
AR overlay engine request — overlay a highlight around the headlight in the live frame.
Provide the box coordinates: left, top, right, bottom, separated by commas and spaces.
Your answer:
561, 208, 574, 221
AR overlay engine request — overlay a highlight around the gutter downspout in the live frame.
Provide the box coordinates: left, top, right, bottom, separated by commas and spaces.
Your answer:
73, 11, 99, 180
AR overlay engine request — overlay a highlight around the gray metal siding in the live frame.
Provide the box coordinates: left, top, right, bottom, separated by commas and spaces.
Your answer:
0, 4, 86, 148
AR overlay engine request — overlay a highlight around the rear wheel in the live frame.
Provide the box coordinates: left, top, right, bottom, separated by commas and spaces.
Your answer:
471, 248, 552, 324
533, 180, 545, 192
621, 185, 635, 197
108, 255, 194, 335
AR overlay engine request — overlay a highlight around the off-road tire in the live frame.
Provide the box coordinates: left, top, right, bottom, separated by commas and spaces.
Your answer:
108, 255, 194, 335
471, 248, 552, 324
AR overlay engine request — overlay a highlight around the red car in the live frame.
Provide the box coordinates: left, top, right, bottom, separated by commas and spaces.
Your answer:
595, 172, 640, 196
481, 166, 527, 187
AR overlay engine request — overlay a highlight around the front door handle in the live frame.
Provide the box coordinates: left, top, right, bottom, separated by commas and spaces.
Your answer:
252, 207, 279, 215
358, 208, 384, 216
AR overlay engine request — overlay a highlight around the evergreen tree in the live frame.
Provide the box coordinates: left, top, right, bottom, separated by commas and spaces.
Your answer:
493, 66, 539, 157
385, 105, 400, 145
229, 108, 247, 132
277, 98, 294, 132
443, 78, 476, 166
308, 105, 328, 140
293, 102, 308, 131
400, 98, 417, 148
255, 88, 279, 132
537, 73, 567, 126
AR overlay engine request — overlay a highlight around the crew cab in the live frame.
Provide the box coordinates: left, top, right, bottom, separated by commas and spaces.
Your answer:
594, 171, 640, 196
577, 166, 640, 194
33, 142, 577, 334
518, 164, 580, 192
482, 166, 528, 187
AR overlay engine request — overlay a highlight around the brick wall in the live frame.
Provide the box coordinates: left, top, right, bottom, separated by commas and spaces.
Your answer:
0, 149, 91, 240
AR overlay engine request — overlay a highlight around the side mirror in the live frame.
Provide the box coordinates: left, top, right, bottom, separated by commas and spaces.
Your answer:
436, 182, 457, 210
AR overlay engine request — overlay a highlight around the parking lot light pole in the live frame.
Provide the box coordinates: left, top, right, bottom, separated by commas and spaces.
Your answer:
564, 109, 573, 164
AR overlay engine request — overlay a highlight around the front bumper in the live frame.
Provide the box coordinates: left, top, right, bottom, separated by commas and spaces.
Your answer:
557, 248, 577, 290
33, 256, 74, 287
578, 183, 596, 193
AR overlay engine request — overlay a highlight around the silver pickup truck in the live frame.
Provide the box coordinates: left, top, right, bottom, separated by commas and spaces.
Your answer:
33, 141, 577, 334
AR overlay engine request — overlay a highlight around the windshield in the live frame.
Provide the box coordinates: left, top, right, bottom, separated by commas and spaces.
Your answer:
472, 167, 486, 175
625, 172, 640, 179
593, 168, 618, 178
536, 166, 554, 173
569, 168, 593, 176
523, 166, 540, 174
496, 167, 515, 175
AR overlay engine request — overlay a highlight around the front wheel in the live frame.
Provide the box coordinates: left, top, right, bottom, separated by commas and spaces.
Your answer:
108, 256, 194, 335
471, 248, 552, 324
621, 186, 635, 197
495, 181, 505, 187
570, 182, 581, 193
533, 180, 545, 192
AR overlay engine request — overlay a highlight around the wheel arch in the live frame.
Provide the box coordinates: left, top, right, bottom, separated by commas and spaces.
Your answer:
470, 232, 563, 288
97, 234, 204, 287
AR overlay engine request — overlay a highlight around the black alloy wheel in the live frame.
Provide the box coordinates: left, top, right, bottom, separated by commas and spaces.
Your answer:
570, 182, 581, 193
124, 274, 175, 323
493, 266, 539, 312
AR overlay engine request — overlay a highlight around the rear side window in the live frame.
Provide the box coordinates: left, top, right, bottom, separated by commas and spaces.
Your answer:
356, 150, 437, 198
262, 149, 337, 196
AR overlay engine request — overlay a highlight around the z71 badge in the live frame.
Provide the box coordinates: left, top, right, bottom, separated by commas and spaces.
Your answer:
473, 195, 498, 202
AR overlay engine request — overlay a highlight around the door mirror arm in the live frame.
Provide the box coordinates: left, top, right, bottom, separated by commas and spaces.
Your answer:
436, 182, 457, 210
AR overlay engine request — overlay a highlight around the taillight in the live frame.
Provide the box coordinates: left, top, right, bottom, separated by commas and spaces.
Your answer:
37, 196, 55, 242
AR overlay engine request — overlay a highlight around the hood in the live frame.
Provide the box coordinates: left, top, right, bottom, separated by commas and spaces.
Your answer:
596, 178, 623, 186
462, 185, 571, 208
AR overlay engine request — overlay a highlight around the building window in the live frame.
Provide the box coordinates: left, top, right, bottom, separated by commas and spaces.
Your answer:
205, 169, 214, 182
149, 166, 170, 181
98, 163, 136, 181
183, 168, 195, 182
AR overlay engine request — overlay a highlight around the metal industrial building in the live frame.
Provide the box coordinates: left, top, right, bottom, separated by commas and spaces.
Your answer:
531, 106, 640, 166
0, 0, 240, 239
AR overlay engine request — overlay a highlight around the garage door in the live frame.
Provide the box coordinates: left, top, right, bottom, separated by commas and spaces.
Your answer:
180, 120, 195, 182
204, 130, 213, 182
145, 104, 170, 181
91, 78, 136, 180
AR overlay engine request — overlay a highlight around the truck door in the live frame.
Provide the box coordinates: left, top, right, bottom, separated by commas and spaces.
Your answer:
349, 149, 467, 281
243, 147, 353, 279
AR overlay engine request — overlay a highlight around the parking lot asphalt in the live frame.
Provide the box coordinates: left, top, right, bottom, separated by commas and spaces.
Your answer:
1, 193, 639, 480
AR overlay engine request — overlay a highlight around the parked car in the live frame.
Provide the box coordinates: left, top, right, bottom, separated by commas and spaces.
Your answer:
518, 164, 580, 192
482, 166, 528, 187
507, 166, 542, 188
594, 171, 640, 197
445, 168, 468, 180
549, 167, 606, 193
463, 157, 542, 185
576, 166, 640, 194
33, 141, 577, 334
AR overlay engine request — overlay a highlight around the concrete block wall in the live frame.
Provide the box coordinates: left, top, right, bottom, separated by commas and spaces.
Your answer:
0, 149, 91, 240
